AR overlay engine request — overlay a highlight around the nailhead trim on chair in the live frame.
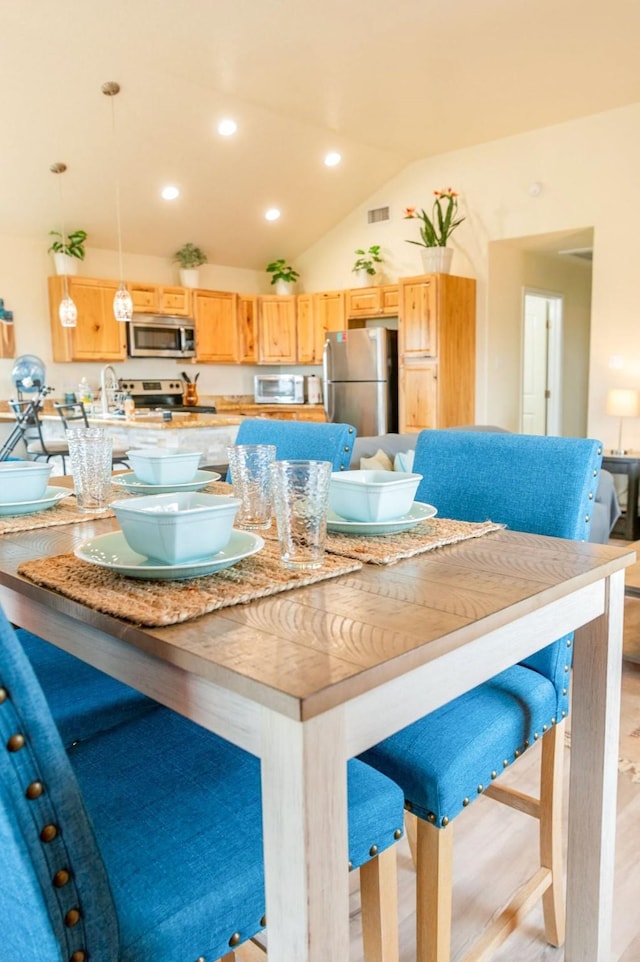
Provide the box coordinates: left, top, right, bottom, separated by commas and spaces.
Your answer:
0, 681, 90, 961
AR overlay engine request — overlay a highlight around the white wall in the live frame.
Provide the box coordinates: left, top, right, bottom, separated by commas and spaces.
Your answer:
297, 101, 640, 451
0, 240, 314, 402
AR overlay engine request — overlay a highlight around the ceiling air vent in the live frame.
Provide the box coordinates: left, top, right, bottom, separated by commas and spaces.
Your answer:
367, 206, 390, 224
558, 247, 593, 262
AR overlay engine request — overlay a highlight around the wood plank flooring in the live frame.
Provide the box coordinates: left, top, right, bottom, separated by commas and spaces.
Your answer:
345, 659, 640, 962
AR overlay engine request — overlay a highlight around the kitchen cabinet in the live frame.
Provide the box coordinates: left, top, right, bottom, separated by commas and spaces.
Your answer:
346, 285, 399, 319
258, 296, 297, 364
232, 404, 326, 422
128, 282, 192, 316
398, 273, 476, 432
237, 295, 258, 364
314, 290, 346, 335
296, 294, 324, 365
48, 276, 127, 362
193, 290, 238, 363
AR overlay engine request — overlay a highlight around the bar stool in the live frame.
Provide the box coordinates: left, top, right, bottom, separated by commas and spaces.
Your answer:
54, 401, 130, 468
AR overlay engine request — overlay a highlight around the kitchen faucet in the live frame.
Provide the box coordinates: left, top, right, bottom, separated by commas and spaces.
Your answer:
100, 365, 119, 415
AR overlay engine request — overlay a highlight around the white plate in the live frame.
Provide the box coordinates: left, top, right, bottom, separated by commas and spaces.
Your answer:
75, 528, 264, 580
327, 501, 437, 536
111, 469, 221, 495
0, 486, 73, 517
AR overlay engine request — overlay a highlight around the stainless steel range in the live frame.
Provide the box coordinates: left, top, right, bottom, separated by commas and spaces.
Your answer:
118, 378, 217, 414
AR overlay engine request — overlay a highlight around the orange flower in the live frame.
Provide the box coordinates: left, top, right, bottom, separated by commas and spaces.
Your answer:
402, 189, 465, 248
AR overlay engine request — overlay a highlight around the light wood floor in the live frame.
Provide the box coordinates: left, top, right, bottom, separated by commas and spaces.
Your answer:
345, 658, 640, 962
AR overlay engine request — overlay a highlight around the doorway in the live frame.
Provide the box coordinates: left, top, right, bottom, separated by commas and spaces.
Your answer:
521, 290, 563, 435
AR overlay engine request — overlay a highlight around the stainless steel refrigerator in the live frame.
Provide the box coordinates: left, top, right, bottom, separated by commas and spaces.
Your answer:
323, 328, 398, 436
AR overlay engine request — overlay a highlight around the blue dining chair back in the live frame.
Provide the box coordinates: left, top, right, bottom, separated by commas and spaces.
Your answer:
231, 418, 357, 472
413, 429, 602, 715
360, 429, 604, 962
16, 627, 155, 746
0, 604, 404, 961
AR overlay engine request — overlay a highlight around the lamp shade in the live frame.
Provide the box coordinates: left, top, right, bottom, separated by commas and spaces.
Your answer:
606, 388, 640, 418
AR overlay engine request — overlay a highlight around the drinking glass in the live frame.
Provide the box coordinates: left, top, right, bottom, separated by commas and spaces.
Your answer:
66, 428, 113, 513
270, 459, 332, 569
226, 444, 276, 529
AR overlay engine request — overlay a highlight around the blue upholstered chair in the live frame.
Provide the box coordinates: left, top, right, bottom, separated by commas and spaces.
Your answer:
231, 418, 357, 472
0, 605, 404, 961
360, 429, 603, 962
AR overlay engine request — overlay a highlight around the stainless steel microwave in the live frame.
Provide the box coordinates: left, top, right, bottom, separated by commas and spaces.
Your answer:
254, 374, 304, 404
127, 315, 196, 358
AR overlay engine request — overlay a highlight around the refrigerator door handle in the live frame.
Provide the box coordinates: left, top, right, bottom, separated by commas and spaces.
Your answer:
322, 338, 333, 421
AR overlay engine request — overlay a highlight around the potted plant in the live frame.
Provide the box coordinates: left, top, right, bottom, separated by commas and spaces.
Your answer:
352, 245, 383, 287
403, 188, 465, 274
48, 229, 87, 276
265, 258, 300, 295
173, 242, 207, 288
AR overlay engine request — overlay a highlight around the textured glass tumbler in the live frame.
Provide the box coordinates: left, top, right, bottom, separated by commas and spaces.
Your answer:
270, 459, 332, 570
226, 444, 276, 530
66, 428, 113, 513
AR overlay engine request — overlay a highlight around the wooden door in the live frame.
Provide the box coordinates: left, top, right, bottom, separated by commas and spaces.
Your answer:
158, 286, 191, 316
237, 295, 258, 364
193, 290, 238, 362
399, 277, 437, 356
258, 297, 297, 364
57, 278, 127, 361
399, 359, 438, 432
297, 294, 317, 364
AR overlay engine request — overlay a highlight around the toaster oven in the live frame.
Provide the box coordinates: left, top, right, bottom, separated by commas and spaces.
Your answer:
254, 374, 304, 404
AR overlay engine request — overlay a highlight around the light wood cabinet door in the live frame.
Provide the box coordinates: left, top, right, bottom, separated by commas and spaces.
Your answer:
258, 296, 297, 364
314, 291, 345, 336
193, 290, 238, 362
297, 294, 322, 364
237, 295, 258, 364
128, 283, 158, 313
48, 276, 127, 362
158, 286, 191, 315
399, 277, 437, 356
399, 359, 438, 432
346, 285, 398, 319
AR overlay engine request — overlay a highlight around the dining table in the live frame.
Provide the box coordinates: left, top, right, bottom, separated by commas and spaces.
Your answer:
0, 495, 633, 962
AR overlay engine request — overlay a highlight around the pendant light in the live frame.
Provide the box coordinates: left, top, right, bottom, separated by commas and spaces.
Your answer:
102, 81, 133, 323
50, 162, 78, 328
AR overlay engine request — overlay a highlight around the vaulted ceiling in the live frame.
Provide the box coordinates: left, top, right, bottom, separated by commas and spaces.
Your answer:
2, 1, 640, 269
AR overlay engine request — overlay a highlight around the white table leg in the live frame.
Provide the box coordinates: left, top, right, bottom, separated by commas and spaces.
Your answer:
260, 707, 349, 962
566, 570, 624, 961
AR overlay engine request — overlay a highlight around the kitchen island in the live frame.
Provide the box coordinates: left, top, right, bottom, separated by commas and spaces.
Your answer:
0, 409, 243, 469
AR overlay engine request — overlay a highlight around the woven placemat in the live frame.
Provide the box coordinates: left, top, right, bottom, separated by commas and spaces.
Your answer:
0, 478, 234, 537
17, 539, 363, 627
323, 517, 503, 564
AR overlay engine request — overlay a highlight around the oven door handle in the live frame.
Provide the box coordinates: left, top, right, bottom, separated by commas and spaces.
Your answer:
179, 328, 189, 354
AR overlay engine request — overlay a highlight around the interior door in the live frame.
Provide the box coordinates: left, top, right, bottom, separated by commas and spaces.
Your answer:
522, 291, 563, 435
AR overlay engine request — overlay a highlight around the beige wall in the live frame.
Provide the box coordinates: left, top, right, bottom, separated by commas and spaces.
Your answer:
485, 242, 592, 436
297, 101, 640, 451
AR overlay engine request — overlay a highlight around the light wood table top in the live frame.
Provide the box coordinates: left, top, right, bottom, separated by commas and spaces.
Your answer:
0, 519, 632, 961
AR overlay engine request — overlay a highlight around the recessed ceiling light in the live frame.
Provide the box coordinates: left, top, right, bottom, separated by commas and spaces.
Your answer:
324, 151, 342, 167
161, 185, 180, 200
265, 208, 281, 221
218, 118, 237, 136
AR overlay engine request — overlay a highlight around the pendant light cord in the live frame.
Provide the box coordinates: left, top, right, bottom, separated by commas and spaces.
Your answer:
57, 171, 70, 300
110, 94, 125, 283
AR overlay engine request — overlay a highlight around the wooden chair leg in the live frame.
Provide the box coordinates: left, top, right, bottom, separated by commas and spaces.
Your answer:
360, 846, 400, 962
539, 720, 566, 946
405, 809, 418, 868
416, 818, 453, 962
